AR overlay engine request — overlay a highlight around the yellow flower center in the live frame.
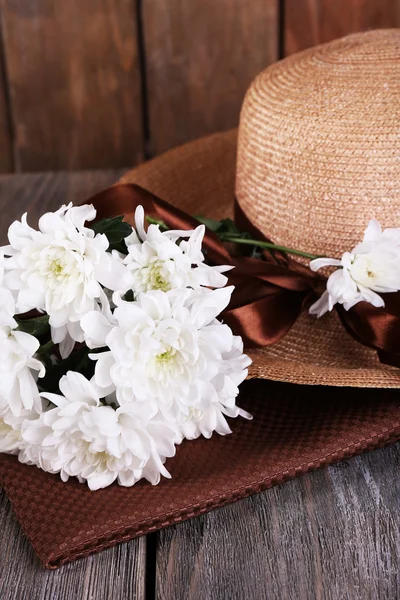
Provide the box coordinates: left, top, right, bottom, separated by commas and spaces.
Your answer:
156, 347, 176, 364
148, 264, 171, 292
50, 259, 64, 276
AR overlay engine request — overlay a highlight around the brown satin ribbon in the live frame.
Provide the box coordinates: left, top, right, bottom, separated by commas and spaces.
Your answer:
88, 183, 400, 367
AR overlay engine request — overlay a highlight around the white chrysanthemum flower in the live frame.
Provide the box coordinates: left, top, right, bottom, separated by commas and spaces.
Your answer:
21, 372, 180, 490
0, 326, 45, 415
309, 219, 400, 317
178, 335, 252, 439
0, 249, 16, 329
0, 398, 42, 455
81, 287, 252, 439
123, 206, 231, 295
2, 203, 128, 356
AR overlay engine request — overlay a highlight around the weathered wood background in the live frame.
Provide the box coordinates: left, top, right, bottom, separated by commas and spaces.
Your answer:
0, 0, 398, 172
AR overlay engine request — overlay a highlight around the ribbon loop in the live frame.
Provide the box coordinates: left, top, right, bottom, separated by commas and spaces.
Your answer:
88, 183, 400, 367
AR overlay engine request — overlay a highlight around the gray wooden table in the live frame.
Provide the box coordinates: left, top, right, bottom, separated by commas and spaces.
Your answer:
0, 171, 399, 600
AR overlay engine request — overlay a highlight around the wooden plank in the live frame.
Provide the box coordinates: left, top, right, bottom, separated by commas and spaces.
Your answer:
0, 170, 147, 599
0, 10, 13, 172
0, 491, 146, 599
155, 444, 400, 600
285, 0, 400, 55
0, 169, 127, 243
143, 0, 278, 155
1, 1, 143, 171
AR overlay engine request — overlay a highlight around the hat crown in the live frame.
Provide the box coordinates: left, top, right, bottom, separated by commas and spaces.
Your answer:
236, 29, 400, 259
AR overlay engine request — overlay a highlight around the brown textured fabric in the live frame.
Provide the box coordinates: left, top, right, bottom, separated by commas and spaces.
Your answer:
1, 380, 399, 569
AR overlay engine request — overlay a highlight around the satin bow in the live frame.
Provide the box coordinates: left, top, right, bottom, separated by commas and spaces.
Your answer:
89, 183, 400, 368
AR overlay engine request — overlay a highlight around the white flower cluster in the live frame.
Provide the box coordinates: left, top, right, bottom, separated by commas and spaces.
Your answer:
309, 219, 400, 317
0, 204, 251, 490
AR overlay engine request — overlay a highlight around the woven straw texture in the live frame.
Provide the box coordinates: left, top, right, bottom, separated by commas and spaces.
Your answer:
1, 380, 399, 568
236, 29, 400, 259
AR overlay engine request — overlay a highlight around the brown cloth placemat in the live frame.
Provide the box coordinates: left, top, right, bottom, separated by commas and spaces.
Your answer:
1, 379, 399, 569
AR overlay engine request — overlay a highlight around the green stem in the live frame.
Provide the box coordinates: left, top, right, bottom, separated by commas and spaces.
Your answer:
146, 215, 320, 260
220, 235, 320, 260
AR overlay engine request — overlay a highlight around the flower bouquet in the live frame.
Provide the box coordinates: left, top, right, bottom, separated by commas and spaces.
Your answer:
0, 196, 253, 490
2, 181, 400, 492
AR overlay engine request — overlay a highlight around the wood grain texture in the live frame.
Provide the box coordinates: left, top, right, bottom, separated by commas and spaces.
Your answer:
0, 10, 13, 172
155, 444, 400, 600
285, 0, 400, 55
0, 169, 127, 244
143, 0, 278, 155
1, 0, 143, 171
0, 170, 147, 600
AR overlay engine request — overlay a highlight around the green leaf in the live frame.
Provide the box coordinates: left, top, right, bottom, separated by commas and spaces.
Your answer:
195, 216, 244, 236
39, 347, 101, 395
217, 218, 242, 235
91, 216, 132, 252
194, 216, 222, 232
16, 314, 50, 337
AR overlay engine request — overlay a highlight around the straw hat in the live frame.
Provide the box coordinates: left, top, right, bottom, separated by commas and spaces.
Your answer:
121, 28, 400, 389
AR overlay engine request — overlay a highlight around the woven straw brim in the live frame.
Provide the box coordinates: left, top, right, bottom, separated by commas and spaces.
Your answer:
120, 130, 400, 389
